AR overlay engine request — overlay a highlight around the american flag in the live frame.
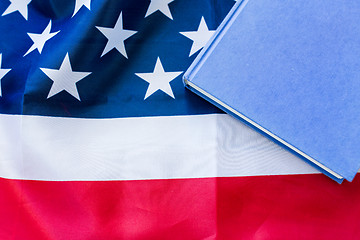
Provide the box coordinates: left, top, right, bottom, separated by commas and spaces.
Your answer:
0, 0, 360, 239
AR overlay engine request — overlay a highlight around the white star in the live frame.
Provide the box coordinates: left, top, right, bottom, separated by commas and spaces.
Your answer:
145, 0, 174, 20
180, 17, 215, 57
0, 54, 11, 97
72, 0, 91, 17
40, 53, 91, 101
24, 20, 60, 57
1, 0, 32, 20
135, 57, 182, 100
96, 12, 137, 58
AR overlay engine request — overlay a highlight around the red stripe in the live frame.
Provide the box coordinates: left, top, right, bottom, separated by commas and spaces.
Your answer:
0, 174, 359, 239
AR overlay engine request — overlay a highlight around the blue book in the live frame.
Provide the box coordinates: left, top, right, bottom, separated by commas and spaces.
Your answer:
184, 0, 360, 182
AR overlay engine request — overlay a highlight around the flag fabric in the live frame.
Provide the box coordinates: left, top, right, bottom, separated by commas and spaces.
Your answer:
0, 0, 360, 239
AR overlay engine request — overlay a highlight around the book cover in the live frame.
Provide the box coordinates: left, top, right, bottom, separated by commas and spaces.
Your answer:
184, 0, 360, 182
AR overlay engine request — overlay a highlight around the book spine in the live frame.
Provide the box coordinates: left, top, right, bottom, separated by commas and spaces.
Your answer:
183, 0, 250, 83
184, 82, 344, 184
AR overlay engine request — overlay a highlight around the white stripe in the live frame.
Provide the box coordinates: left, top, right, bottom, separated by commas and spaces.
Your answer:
0, 113, 319, 181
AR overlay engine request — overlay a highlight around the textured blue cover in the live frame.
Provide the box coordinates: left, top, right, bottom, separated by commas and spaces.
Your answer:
184, 0, 360, 182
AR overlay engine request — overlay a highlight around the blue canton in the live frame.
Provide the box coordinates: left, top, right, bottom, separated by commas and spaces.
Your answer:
0, 0, 234, 118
